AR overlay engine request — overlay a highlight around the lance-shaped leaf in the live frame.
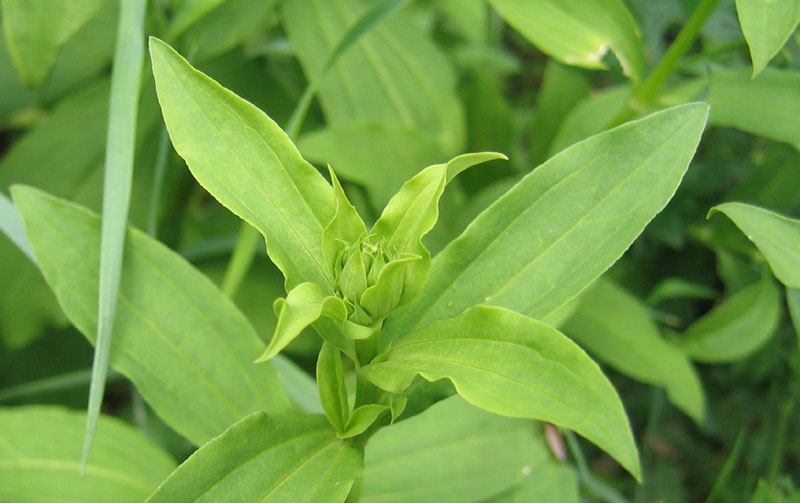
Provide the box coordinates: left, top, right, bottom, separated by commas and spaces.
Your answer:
317, 341, 349, 432
360, 395, 551, 503
149, 38, 335, 291
489, 0, 645, 81
256, 283, 348, 363
735, 0, 800, 76
0, 406, 176, 503
371, 152, 505, 304
387, 104, 708, 336
11, 186, 291, 446
361, 306, 641, 479
146, 411, 363, 503
340, 404, 388, 439
562, 278, 706, 423
0, 0, 104, 86
709, 203, 800, 289
681, 275, 780, 363
709, 67, 800, 146
324, 167, 367, 273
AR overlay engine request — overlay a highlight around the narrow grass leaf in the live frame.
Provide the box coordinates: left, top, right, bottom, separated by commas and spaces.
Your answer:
12, 186, 292, 446
86, 0, 147, 469
362, 306, 641, 479
0, 406, 175, 503
387, 104, 708, 337
146, 411, 362, 503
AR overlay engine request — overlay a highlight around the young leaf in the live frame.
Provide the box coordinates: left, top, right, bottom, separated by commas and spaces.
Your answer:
387, 104, 709, 336
0, 0, 104, 86
86, 0, 147, 467
361, 395, 551, 503
709, 203, 800, 289
317, 341, 349, 432
146, 411, 363, 503
709, 67, 800, 146
681, 275, 781, 363
0, 406, 175, 503
489, 0, 645, 81
562, 278, 706, 423
361, 305, 641, 479
339, 404, 388, 439
282, 0, 465, 153
256, 283, 347, 363
149, 37, 335, 291
735, 0, 800, 76
11, 186, 292, 446
323, 167, 367, 273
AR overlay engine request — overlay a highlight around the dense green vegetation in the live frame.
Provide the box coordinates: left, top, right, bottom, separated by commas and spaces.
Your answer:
0, 0, 798, 501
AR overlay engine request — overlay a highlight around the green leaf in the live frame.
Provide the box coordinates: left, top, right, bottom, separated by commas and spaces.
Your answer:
362, 306, 641, 479
513, 463, 580, 503
323, 167, 367, 274
11, 186, 292, 446
149, 37, 335, 291
256, 283, 346, 363
387, 103, 709, 336
298, 124, 446, 209
788, 288, 800, 342
489, 0, 645, 81
709, 67, 800, 146
681, 275, 781, 363
282, 0, 465, 152
272, 354, 324, 414
317, 341, 349, 432
86, 0, 147, 468
0, 192, 33, 262
0, 0, 104, 86
710, 202, 800, 289
735, 0, 800, 76
562, 278, 706, 422
146, 411, 363, 503
165, 0, 225, 41
339, 404, 388, 439
360, 395, 551, 503
0, 406, 175, 503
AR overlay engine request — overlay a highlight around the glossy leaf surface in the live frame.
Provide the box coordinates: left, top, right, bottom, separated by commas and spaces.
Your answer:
363, 306, 640, 479
563, 278, 705, 422
489, 0, 645, 80
710, 203, 800, 289
0, 406, 175, 503
388, 104, 708, 336
12, 187, 291, 446
150, 38, 335, 291
146, 411, 362, 503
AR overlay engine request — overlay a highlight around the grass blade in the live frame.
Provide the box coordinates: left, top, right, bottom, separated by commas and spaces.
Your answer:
0, 369, 124, 403
221, 0, 409, 298
0, 192, 34, 262
83, 0, 147, 470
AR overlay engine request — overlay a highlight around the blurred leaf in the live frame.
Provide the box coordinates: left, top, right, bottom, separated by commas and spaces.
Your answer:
146, 411, 362, 503
489, 0, 645, 80
387, 104, 708, 335
735, 0, 800, 76
362, 306, 641, 479
549, 85, 630, 155
0, 0, 104, 86
710, 202, 800, 289
12, 186, 292, 446
150, 38, 336, 291
0, 192, 33, 261
165, 0, 224, 41
361, 395, 551, 503
0, 406, 175, 503
298, 124, 445, 209
789, 288, 800, 342
729, 145, 800, 214
513, 463, 579, 503
282, 0, 465, 152
647, 277, 717, 305
562, 277, 706, 422
709, 67, 800, 146
681, 274, 780, 362
437, 0, 488, 44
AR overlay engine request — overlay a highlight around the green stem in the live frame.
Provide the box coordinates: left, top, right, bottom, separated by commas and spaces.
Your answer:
705, 429, 747, 503
221, 222, 262, 297
146, 126, 171, 237
565, 430, 632, 503
614, 0, 721, 125
767, 397, 795, 486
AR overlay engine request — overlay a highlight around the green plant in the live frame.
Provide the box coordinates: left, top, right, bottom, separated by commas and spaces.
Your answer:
1, 0, 799, 502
